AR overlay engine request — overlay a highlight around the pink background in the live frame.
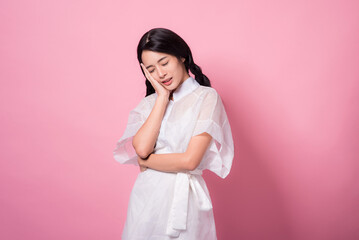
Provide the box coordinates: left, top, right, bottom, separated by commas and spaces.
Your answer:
1, 0, 358, 239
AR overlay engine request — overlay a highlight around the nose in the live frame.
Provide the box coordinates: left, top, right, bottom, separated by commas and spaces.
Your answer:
157, 66, 167, 79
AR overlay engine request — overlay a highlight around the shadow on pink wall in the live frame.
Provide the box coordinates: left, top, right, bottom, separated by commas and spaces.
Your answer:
204, 67, 292, 239
202, 48, 359, 239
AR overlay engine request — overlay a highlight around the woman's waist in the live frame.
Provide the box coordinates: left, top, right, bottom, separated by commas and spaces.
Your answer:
141, 168, 204, 176
153, 148, 174, 154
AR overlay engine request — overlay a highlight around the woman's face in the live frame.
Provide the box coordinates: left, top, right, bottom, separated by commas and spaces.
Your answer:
141, 50, 189, 92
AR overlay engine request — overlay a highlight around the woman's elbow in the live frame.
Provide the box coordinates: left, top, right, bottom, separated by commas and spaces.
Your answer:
184, 155, 200, 171
132, 135, 154, 159
133, 147, 151, 159
133, 142, 152, 159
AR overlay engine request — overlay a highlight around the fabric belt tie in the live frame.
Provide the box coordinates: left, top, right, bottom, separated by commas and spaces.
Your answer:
166, 170, 213, 237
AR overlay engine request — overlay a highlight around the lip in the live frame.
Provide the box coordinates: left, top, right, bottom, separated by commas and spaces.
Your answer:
162, 78, 172, 86
162, 77, 172, 83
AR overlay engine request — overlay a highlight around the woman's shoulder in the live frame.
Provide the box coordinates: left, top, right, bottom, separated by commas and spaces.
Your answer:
130, 93, 154, 113
135, 92, 157, 110
143, 92, 156, 101
136, 92, 157, 103
143, 92, 157, 105
195, 85, 220, 99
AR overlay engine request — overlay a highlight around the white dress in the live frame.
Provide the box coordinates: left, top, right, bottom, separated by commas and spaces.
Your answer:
113, 76, 234, 239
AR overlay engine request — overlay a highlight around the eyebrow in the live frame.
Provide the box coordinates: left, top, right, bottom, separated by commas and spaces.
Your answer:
145, 56, 167, 69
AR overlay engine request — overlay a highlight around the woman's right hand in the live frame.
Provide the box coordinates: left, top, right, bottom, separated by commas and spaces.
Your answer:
140, 63, 171, 100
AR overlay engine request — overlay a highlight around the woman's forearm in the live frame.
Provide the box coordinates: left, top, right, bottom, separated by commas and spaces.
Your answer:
138, 132, 213, 173
132, 96, 168, 159
138, 152, 191, 173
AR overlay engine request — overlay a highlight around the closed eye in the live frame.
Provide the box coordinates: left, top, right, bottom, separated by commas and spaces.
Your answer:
162, 61, 169, 66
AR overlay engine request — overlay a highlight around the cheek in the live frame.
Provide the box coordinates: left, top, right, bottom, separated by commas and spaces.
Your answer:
149, 72, 160, 81
169, 64, 181, 76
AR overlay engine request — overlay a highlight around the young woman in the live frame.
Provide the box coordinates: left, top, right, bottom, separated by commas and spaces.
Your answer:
114, 28, 234, 239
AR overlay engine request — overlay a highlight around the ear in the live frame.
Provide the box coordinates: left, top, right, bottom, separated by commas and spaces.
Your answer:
181, 57, 185, 63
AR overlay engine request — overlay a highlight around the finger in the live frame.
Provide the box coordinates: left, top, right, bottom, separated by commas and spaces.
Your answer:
141, 64, 160, 88
140, 63, 161, 89
140, 63, 168, 95
140, 63, 153, 83
140, 63, 149, 78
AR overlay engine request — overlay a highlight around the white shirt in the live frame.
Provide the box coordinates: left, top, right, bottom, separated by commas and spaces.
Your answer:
114, 76, 234, 239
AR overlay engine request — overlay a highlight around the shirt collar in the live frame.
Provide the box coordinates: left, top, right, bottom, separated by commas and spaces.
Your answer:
171, 76, 200, 102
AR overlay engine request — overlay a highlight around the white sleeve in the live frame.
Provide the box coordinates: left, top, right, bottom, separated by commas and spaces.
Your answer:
192, 89, 234, 178
113, 98, 148, 166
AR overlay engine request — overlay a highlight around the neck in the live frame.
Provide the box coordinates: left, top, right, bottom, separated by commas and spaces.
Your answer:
170, 74, 191, 101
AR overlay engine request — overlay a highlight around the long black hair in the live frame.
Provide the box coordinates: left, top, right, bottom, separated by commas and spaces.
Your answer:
137, 28, 211, 96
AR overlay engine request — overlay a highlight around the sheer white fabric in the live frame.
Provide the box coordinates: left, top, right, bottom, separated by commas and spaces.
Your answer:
113, 77, 234, 239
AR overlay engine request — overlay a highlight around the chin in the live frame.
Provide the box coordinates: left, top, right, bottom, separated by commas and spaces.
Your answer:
164, 82, 178, 90
169, 84, 179, 91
